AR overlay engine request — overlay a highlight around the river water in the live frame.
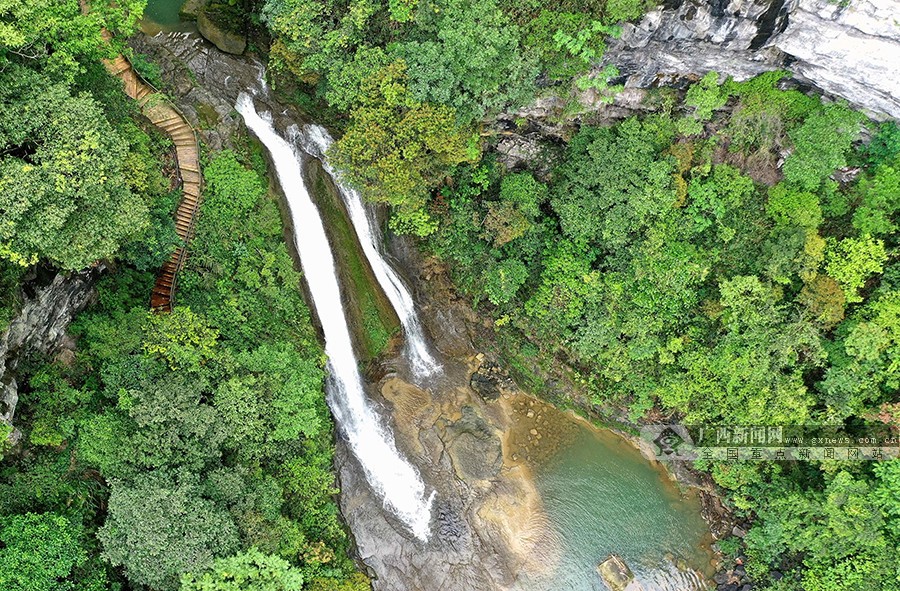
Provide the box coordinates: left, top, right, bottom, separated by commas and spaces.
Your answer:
142, 0, 185, 28
525, 412, 714, 590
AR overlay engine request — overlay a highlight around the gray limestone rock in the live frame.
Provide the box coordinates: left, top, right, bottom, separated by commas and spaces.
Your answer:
602, 0, 900, 120
0, 268, 101, 445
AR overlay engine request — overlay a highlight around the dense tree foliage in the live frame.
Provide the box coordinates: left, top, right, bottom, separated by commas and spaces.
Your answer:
0, 512, 106, 591
262, 0, 646, 229
425, 71, 900, 589
1, 145, 366, 591
330, 60, 474, 235
180, 548, 305, 591
0, 0, 174, 270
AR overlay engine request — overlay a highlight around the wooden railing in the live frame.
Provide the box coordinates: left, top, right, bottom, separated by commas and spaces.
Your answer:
98, 53, 203, 312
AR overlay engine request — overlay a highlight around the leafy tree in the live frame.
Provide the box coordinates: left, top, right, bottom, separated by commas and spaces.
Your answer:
483, 258, 528, 305
0, 0, 146, 82
820, 289, 900, 417
852, 154, 900, 236
766, 183, 822, 230
216, 342, 324, 452
799, 273, 846, 328
824, 235, 886, 304
21, 364, 92, 448
522, 11, 612, 80
498, 172, 547, 219
387, 0, 418, 22
483, 202, 530, 246
0, 65, 149, 269
332, 60, 473, 225
323, 46, 391, 111
393, 0, 537, 123
724, 70, 816, 158
677, 71, 727, 135
656, 275, 821, 423
864, 121, 900, 166
180, 548, 304, 591
203, 151, 265, 226
0, 512, 105, 591
142, 307, 219, 370
261, 0, 379, 82
550, 116, 675, 247
525, 240, 598, 336
100, 472, 241, 591
745, 471, 897, 591
783, 103, 862, 191
307, 573, 371, 591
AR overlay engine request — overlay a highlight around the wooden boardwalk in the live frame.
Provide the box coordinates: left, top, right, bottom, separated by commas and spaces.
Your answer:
100, 54, 202, 312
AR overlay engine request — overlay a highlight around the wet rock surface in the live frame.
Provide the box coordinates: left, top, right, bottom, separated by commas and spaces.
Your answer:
338, 358, 563, 591
130, 31, 265, 151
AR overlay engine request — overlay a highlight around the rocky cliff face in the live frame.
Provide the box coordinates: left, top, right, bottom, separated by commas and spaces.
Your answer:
776, 0, 899, 120
1, 269, 101, 445
604, 0, 900, 120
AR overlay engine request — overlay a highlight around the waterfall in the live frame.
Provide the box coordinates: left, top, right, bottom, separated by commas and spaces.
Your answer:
235, 93, 434, 541
300, 125, 440, 381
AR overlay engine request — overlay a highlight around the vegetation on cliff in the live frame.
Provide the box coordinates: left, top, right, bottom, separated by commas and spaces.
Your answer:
260, 0, 648, 234
424, 73, 900, 590
0, 3, 365, 590
263, 2, 900, 585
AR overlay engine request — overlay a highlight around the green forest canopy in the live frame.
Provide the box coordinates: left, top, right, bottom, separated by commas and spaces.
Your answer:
1, 0, 899, 590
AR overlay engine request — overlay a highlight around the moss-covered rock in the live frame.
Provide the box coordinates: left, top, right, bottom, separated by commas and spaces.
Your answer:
179, 0, 205, 20
197, 8, 245, 55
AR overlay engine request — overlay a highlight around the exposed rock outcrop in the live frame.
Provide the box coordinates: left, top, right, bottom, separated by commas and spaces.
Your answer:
197, 9, 246, 55
776, 0, 900, 121
603, 0, 900, 120
130, 31, 253, 151
1, 268, 101, 445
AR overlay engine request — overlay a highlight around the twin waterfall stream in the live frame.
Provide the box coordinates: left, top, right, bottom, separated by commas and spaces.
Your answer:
123, 18, 721, 587
235, 92, 436, 540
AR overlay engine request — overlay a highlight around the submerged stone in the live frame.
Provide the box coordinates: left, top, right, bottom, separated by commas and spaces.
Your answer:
596, 554, 643, 591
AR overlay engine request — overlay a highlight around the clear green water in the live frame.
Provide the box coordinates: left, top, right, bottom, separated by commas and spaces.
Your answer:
142, 0, 185, 27
527, 419, 715, 591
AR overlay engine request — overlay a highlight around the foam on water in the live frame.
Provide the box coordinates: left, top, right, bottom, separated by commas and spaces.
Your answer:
301, 125, 440, 381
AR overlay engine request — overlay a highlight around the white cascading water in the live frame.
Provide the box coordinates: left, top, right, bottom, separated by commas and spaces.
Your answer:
301, 125, 440, 380
235, 92, 434, 540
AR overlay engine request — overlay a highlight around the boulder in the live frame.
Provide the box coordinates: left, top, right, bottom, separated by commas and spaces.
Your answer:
197, 9, 246, 55
597, 554, 643, 591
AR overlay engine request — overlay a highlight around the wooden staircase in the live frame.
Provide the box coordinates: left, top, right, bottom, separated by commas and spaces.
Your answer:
98, 55, 203, 312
